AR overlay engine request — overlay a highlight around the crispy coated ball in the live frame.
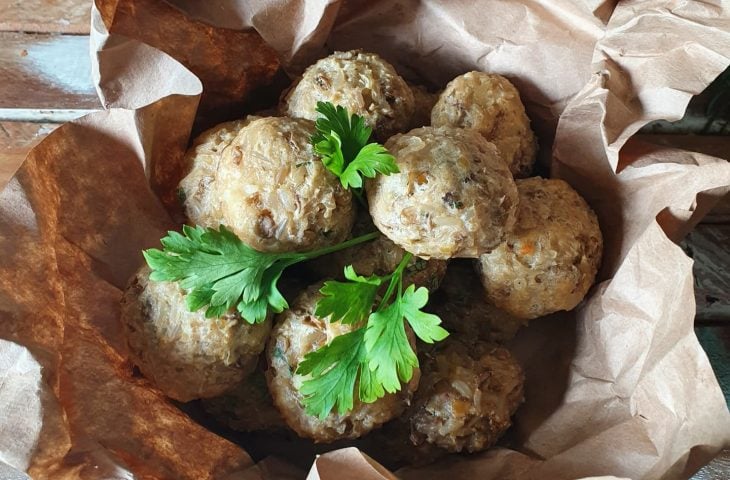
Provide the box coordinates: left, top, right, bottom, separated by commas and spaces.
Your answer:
367, 127, 518, 260
178, 117, 258, 225
409, 84, 439, 129
477, 177, 603, 319
201, 367, 285, 432
410, 340, 524, 453
266, 284, 419, 442
211, 116, 355, 252
429, 260, 526, 345
120, 266, 271, 402
431, 72, 537, 178
283, 50, 415, 140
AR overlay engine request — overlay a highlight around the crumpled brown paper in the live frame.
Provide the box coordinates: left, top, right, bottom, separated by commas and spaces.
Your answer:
1, 0, 729, 479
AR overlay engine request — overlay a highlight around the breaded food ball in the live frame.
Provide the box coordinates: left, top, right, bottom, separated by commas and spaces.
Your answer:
408, 84, 439, 129
201, 368, 285, 432
178, 117, 258, 226
429, 260, 525, 345
120, 266, 271, 402
282, 50, 415, 140
409, 340, 524, 453
367, 127, 518, 260
266, 285, 419, 442
477, 177, 603, 319
207, 116, 355, 252
431, 72, 537, 178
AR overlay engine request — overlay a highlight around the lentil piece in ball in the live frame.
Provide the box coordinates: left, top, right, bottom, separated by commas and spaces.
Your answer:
477, 177, 603, 319
431, 71, 537, 178
266, 284, 419, 442
120, 266, 271, 402
283, 50, 415, 140
367, 127, 518, 260
212, 116, 355, 252
410, 340, 524, 453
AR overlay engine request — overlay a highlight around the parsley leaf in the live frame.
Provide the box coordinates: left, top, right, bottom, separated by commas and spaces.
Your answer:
340, 143, 399, 190
400, 285, 449, 344
315, 265, 382, 324
298, 253, 449, 418
297, 328, 369, 419
311, 101, 399, 191
143, 225, 379, 323
364, 300, 418, 394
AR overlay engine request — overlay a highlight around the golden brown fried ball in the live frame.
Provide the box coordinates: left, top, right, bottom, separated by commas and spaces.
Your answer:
266, 284, 419, 442
282, 50, 415, 140
367, 127, 518, 260
477, 177, 603, 319
201, 367, 285, 432
178, 117, 257, 225
409, 340, 524, 453
182, 116, 355, 252
120, 266, 271, 402
431, 72, 537, 178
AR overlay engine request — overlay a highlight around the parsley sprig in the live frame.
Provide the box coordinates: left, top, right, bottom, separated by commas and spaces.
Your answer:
311, 102, 399, 196
296, 253, 449, 419
143, 225, 379, 323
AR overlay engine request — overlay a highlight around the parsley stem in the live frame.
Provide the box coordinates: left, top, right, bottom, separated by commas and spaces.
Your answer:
376, 252, 412, 312
298, 231, 380, 261
352, 188, 367, 208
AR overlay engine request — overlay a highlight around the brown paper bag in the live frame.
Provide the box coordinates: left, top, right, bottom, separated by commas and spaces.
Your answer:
1, 1, 729, 479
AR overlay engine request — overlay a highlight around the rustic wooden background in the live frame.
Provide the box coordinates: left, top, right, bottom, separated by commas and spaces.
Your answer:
0, 0, 727, 478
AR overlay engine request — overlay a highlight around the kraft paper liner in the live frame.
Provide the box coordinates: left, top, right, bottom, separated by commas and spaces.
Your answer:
0, 1, 729, 479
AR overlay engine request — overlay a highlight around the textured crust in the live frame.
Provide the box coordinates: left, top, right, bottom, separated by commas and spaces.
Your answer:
429, 260, 526, 345
367, 127, 518, 259
120, 266, 271, 402
265, 284, 419, 442
431, 72, 537, 178
283, 50, 415, 140
409, 340, 524, 453
477, 178, 603, 319
211, 116, 355, 252
201, 367, 286, 432
409, 84, 439, 129
179, 117, 258, 226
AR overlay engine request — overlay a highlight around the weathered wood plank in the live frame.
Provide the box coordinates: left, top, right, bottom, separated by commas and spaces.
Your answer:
0, 122, 59, 188
691, 449, 730, 480
0, 32, 100, 112
0, 0, 91, 34
684, 224, 730, 323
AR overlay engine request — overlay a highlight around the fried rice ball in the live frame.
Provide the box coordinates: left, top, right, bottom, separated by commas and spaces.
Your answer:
431, 72, 538, 178
367, 127, 518, 260
429, 260, 526, 345
409, 84, 439, 129
184, 116, 355, 252
201, 367, 286, 432
282, 50, 415, 140
178, 117, 258, 225
409, 339, 524, 453
266, 284, 419, 442
477, 177, 603, 319
120, 266, 271, 402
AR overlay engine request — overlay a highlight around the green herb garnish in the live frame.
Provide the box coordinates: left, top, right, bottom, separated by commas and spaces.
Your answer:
311, 102, 399, 193
143, 225, 379, 323
296, 253, 449, 419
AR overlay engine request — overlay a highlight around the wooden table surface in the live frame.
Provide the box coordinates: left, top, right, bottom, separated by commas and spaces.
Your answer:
0, 1, 727, 478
